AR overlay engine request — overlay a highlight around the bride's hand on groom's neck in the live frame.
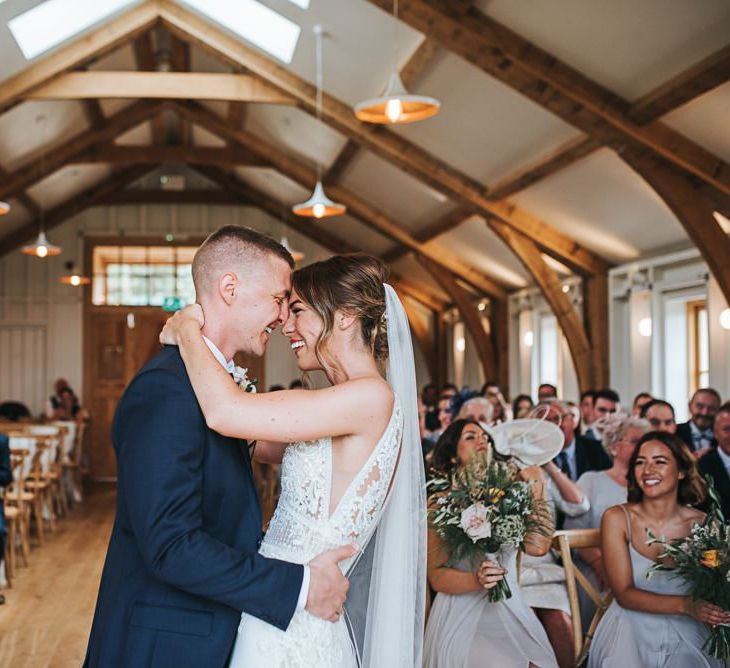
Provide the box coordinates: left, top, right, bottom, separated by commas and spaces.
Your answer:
160, 304, 205, 345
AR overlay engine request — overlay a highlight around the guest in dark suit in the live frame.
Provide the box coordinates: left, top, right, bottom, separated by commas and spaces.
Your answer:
84, 226, 350, 668
676, 388, 722, 456
537, 401, 611, 481
699, 403, 730, 518
0, 433, 11, 604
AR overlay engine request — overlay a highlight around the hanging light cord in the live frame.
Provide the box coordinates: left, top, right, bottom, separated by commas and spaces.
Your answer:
38, 115, 47, 235
392, 0, 399, 73
314, 26, 324, 182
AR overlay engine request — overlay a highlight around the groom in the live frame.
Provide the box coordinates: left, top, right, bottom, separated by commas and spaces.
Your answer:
84, 226, 355, 667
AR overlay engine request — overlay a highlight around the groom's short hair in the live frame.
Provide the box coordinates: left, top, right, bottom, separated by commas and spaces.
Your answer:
192, 225, 294, 295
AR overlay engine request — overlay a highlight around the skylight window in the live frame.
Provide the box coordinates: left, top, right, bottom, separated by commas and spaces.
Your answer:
8, 0, 135, 60
182, 0, 301, 64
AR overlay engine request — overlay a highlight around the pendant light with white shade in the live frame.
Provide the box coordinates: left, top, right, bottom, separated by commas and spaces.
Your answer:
292, 25, 346, 219
0, 201, 10, 216
354, 0, 440, 124
22, 114, 62, 258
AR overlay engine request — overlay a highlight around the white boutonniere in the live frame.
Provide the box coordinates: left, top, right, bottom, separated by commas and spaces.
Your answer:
232, 365, 257, 393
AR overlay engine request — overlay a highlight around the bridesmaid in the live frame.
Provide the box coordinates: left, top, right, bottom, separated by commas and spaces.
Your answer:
589, 431, 730, 667
423, 419, 558, 668
565, 413, 649, 628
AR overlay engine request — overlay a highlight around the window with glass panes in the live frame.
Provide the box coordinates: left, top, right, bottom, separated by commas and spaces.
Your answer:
92, 245, 197, 307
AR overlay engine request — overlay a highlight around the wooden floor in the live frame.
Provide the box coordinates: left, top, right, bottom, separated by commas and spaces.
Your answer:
0, 485, 116, 667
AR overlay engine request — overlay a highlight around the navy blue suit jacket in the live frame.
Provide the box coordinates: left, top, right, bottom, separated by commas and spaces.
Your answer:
574, 434, 611, 480
676, 421, 718, 453
699, 448, 730, 519
84, 346, 303, 668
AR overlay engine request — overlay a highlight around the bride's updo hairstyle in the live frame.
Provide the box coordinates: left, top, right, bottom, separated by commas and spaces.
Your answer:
293, 254, 389, 375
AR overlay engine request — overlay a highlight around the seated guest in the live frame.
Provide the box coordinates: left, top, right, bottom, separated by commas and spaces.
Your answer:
287, 379, 303, 389
512, 393, 534, 420
54, 387, 85, 423
538, 402, 611, 481
457, 396, 494, 426
579, 390, 596, 435
641, 399, 677, 434
585, 389, 620, 439
520, 455, 589, 668
698, 402, 730, 518
440, 383, 459, 400
589, 432, 728, 667
44, 377, 70, 419
423, 420, 558, 667
267, 384, 284, 392
676, 388, 721, 456
566, 413, 650, 627
0, 401, 32, 422
538, 383, 558, 402
632, 392, 653, 417
481, 381, 512, 423
0, 433, 11, 605
421, 382, 438, 410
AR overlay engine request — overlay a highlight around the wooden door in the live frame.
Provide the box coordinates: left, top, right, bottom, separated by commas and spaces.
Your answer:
85, 308, 267, 479
85, 308, 168, 479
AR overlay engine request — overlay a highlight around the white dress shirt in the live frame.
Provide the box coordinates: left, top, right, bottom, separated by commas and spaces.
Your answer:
689, 421, 714, 451
203, 336, 310, 612
558, 439, 578, 481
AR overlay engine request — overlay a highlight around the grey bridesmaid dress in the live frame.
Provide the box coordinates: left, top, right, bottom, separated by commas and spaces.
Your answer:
423, 547, 559, 667
588, 505, 726, 668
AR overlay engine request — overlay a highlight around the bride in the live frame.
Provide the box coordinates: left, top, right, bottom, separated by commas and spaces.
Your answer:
161, 254, 426, 667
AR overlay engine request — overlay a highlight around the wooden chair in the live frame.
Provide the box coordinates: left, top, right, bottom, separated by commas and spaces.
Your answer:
552, 529, 613, 666
22, 438, 54, 540
3, 503, 19, 585
44, 426, 69, 518
62, 420, 86, 505
5, 448, 32, 564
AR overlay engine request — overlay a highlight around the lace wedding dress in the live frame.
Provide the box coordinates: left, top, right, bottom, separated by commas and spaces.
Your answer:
229, 399, 403, 668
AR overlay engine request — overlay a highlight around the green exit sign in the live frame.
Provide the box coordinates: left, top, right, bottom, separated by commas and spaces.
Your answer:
162, 296, 182, 312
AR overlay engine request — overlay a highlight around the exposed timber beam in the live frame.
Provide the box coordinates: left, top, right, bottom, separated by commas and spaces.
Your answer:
392, 276, 448, 312
363, 0, 730, 197
583, 273, 609, 389
0, 165, 157, 258
323, 37, 440, 186
171, 36, 193, 145
172, 100, 509, 299
26, 71, 297, 104
628, 44, 730, 124
0, 1, 159, 115
0, 166, 41, 217
0, 100, 166, 201
417, 256, 496, 380
621, 149, 730, 307
97, 189, 239, 205
157, 0, 607, 276
399, 293, 438, 381
132, 29, 167, 144
73, 144, 268, 167
488, 218, 597, 392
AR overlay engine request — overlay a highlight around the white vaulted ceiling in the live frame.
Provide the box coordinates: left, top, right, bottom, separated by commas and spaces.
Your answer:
0, 0, 728, 303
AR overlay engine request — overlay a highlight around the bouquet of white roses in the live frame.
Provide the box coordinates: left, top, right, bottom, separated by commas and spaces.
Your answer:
647, 483, 730, 660
427, 455, 550, 601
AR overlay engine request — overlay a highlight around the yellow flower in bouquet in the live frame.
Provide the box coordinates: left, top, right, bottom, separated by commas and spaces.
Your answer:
701, 549, 720, 569
487, 487, 506, 504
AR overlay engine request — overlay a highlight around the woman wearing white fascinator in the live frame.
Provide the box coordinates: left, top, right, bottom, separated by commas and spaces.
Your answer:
486, 412, 590, 667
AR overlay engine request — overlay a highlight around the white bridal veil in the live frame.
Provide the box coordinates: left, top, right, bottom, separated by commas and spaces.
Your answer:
346, 284, 427, 667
